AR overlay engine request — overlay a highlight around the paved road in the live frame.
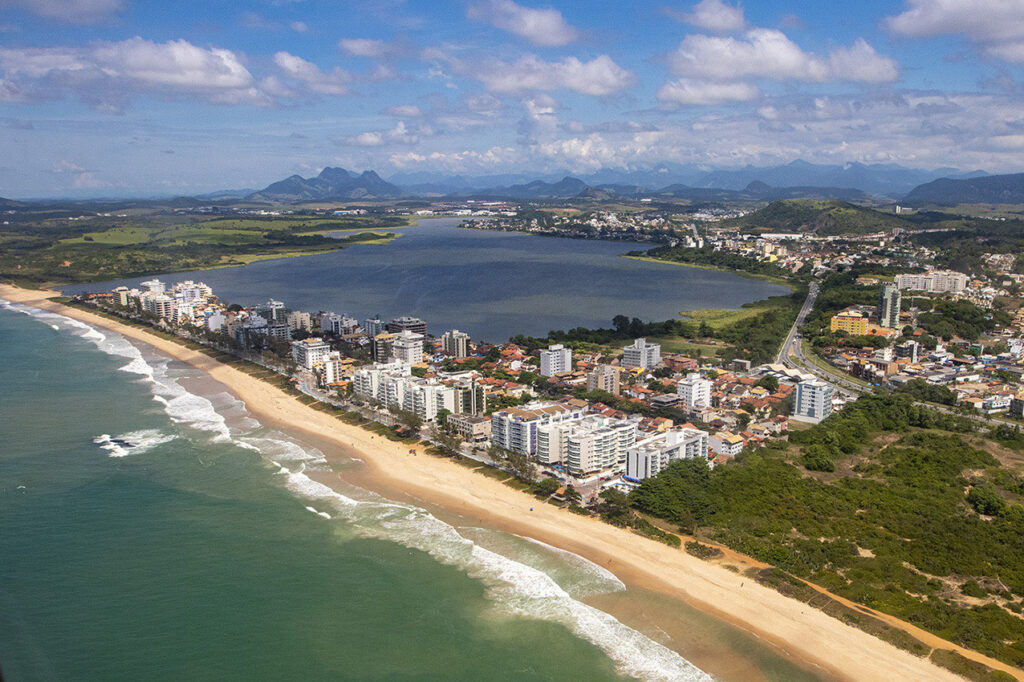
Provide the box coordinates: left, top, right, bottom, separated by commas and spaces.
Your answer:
776, 281, 819, 365
773, 284, 1022, 430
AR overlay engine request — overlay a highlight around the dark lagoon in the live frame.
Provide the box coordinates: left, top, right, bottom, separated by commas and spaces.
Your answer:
65, 218, 789, 342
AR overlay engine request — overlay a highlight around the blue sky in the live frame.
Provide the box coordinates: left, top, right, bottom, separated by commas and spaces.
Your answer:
1, 0, 1023, 197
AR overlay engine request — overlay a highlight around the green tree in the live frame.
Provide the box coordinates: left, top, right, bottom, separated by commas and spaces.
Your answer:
533, 478, 560, 497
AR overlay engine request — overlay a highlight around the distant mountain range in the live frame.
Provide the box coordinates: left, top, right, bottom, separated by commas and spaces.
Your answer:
7, 160, 1021, 205
902, 172, 1024, 206
388, 160, 989, 197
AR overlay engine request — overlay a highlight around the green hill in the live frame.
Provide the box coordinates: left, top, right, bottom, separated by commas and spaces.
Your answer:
725, 199, 910, 236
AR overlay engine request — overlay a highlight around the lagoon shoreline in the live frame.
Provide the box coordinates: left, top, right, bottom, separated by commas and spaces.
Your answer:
0, 283, 989, 682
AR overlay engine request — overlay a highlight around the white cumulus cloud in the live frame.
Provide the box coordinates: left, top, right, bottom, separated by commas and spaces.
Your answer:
658, 78, 759, 105
473, 54, 634, 95
342, 121, 420, 147
467, 0, 579, 46
886, 0, 1024, 62
671, 0, 745, 33
0, 38, 270, 110
273, 51, 350, 95
669, 29, 897, 83
339, 38, 392, 58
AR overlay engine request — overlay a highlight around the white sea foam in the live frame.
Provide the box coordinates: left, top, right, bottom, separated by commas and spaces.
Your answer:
93, 429, 176, 458
305, 505, 333, 520
273, 471, 710, 682
2, 298, 710, 681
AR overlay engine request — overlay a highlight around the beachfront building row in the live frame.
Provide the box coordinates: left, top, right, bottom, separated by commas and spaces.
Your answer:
353, 362, 454, 421
622, 338, 661, 369
625, 426, 710, 480
292, 337, 332, 370
536, 415, 637, 476
353, 362, 486, 422
490, 401, 588, 456
371, 330, 424, 364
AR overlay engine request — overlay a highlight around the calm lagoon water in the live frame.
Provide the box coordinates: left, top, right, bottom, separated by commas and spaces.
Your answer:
63, 218, 788, 342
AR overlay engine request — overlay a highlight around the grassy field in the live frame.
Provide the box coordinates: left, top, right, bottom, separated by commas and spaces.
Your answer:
681, 293, 799, 330
2, 210, 407, 285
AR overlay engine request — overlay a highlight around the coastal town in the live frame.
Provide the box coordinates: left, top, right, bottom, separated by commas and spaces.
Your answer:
77, 207, 1024, 508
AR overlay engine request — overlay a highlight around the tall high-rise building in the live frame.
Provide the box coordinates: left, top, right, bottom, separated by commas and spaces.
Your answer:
677, 373, 713, 408
586, 364, 621, 395
364, 316, 386, 338
391, 330, 424, 364
622, 337, 661, 369
257, 299, 288, 324
539, 344, 573, 376
877, 284, 901, 328
441, 329, 471, 358
792, 380, 834, 423
371, 332, 395, 362
387, 316, 427, 337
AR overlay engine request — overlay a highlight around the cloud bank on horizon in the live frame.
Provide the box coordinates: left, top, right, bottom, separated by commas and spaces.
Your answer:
1, 0, 1023, 196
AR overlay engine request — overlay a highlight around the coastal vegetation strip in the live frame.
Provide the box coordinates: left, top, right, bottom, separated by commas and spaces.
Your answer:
630, 392, 1024, 674
0, 212, 409, 285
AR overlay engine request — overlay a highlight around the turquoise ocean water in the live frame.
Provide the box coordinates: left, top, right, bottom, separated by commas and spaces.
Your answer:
0, 301, 822, 681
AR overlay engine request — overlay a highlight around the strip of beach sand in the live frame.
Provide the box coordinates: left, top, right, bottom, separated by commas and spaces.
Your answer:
2, 284, 1015, 682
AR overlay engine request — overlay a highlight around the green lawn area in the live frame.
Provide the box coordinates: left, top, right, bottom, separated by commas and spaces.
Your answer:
61, 226, 153, 245
647, 337, 725, 356
61, 223, 259, 247
682, 294, 797, 331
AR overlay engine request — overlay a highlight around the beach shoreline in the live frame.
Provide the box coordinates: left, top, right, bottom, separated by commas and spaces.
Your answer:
0, 284, 1007, 682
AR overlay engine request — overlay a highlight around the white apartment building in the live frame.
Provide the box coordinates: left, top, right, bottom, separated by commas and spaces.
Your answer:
622, 337, 661, 369
352, 362, 458, 421
709, 432, 744, 457
625, 426, 710, 480
170, 280, 212, 303
140, 278, 165, 293
441, 329, 471, 358
291, 338, 332, 369
586, 364, 621, 395
894, 270, 969, 293
286, 311, 312, 332
353, 362, 410, 401
539, 344, 572, 377
322, 352, 346, 385
140, 292, 175, 319
792, 380, 835, 423
677, 373, 713, 408
391, 330, 424, 364
322, 313, 360, 335
490, 401, 587, 456
537, 416, 637, 475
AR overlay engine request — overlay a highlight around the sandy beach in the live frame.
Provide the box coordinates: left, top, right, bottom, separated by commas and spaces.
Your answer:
3, 284, 1017, 682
